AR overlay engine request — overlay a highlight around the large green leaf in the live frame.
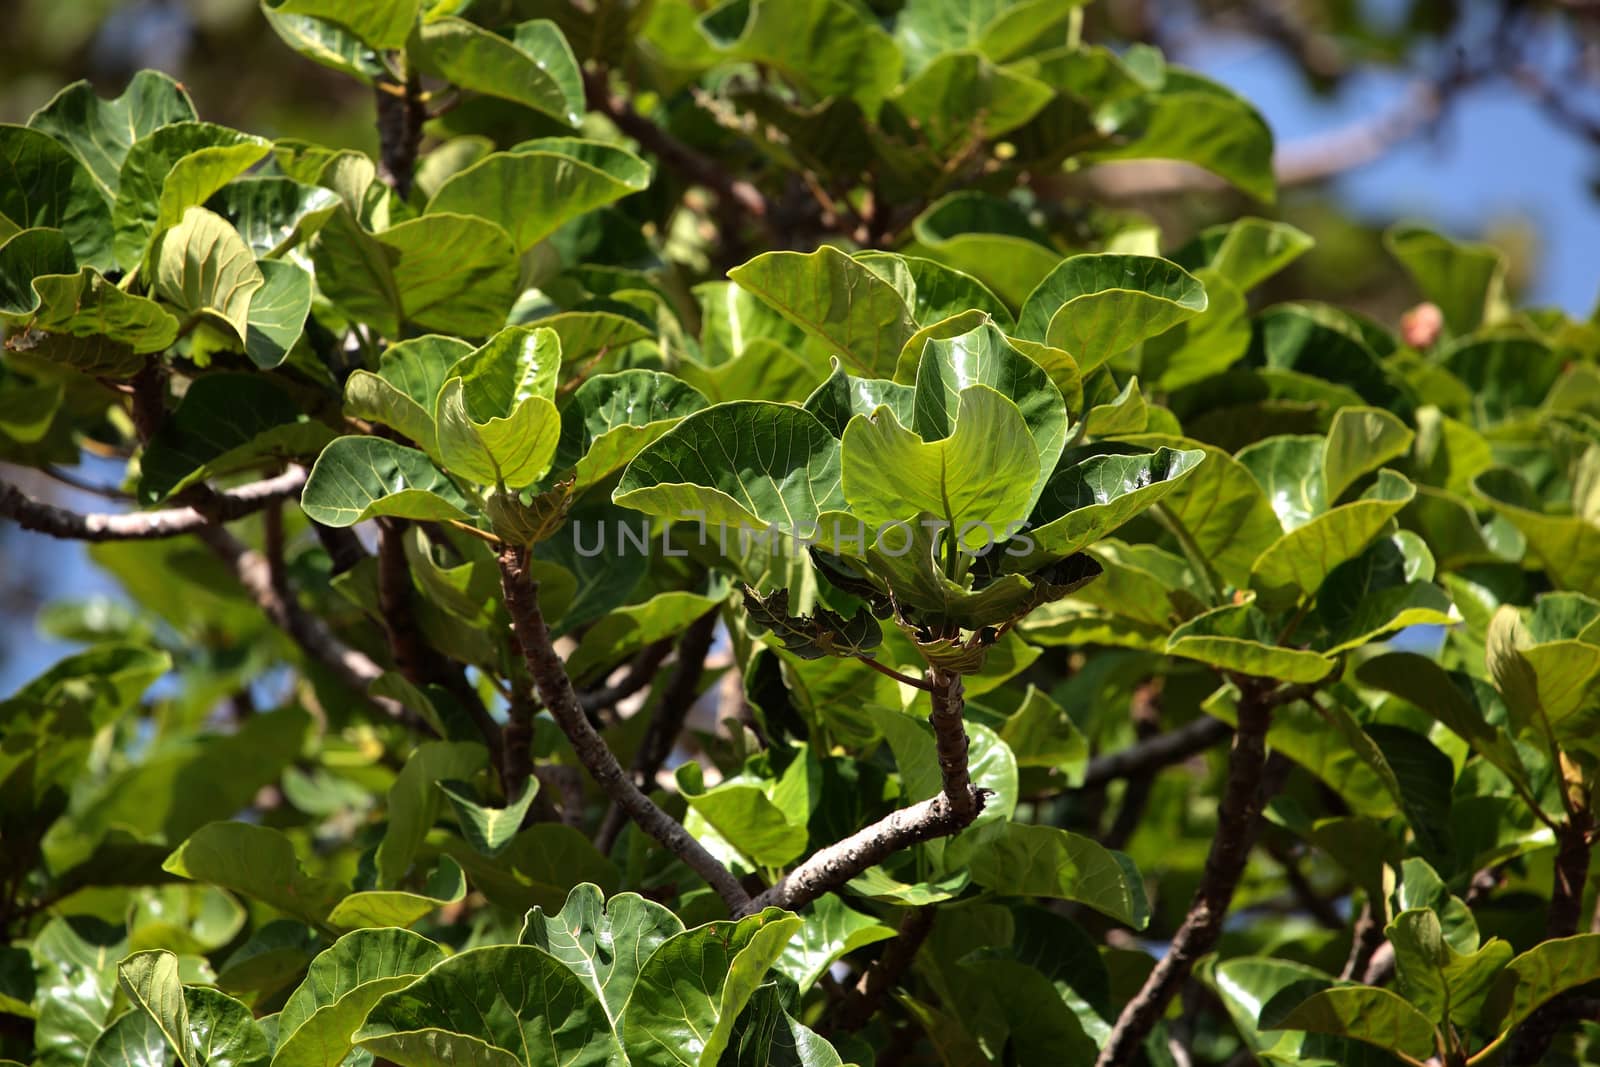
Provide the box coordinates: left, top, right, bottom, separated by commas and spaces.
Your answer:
1267, 986, 1438, 1061
565, 589, 723, 683
1251, 470, 1415, 604
906, 192, 1060, 309
116, 953, 268, 1067
555, 370, 709, 490
149, 206, 264, 345
842, 385, 1038, 547
1166, 601, 1336, 683
618, 909, 803, 1067
859, 253, 1013, 331
677, 762, 809, 868
1386, 908, 1511, 1029
116, 951, 196, 1067
1479, 934, 1600, 1039
700, 0, 903, 109
1016, 254, 1206, 373
774, 895, 895, 992
1172, 217, 1314, 293
1313, 534, 1454, 654
264, 0, 419, 49
894, 0, 1085, 75
137, 374, 333, 503
311, 207, 520, 337
1485, 601, 1600, 736
434, 377, 561, 487
163, 822, 342, 926
1322, 406, 1414, 503
1014, 445, 1206, 569
615, 401, 845, 532
444, 824, 620, 914
260, 8, 388, 85
1090, 68, 1276, 202
1384, 223, 1503, 336
0, 124, 114, 269
1, 263, 177, 375
427, 138, 649, 252
911, 317, 1068, 496
113, 122, 269, 267
438, 778, 541, 857
27, 70, 196, 198
1475, 467, 1600, 598
240, 259, 312, 368
375, 741, 488, 889
728, 247, 918, 379
416, 18, 584, 126
519, 883, 685, 1027
301, 436, 476, 527
343, 335, 474, 450
355, 944, 619, 1067
325, 857, 468, 929
968, 822, 1149, 928
891, 50, 1053, 154
207, 176, 339, 258
273, 928, 446, 1067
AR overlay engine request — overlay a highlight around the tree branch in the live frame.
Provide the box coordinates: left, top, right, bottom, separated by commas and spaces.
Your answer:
495, 544, 751, 914
1082, 715, 1232, 789
582, 67, 774, 234
747, 790, 984, 913
375, 67, 425, 200
928, 669, 977, 822
1096, 685, 1283, 1067
831, 908, 937, 1033
195, 524, 413, 725
579, 638, 674, 720
0, 467, 307, 541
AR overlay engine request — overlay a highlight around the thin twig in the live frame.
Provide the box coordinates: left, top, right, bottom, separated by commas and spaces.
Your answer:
580, 639, 674, 720
857, 657, 934, 691
831, 908, 937, 1032
1081, 716, 1232, 789
496, 545, 751, 914
0, 467, 307, 541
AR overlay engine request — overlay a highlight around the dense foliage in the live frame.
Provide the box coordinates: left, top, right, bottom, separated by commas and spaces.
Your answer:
2, 1, 1600, 1065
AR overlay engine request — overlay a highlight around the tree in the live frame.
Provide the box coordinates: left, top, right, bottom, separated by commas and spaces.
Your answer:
2, 1, 1599, 1065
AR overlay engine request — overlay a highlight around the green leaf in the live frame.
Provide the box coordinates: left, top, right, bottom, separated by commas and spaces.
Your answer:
113, 122, 269, 267
676, 762, 809, 868
265, 0, 418, 49
907, 192, 1061, 309
260, 8, 388, 85
842, 385, 1039, 546
1486, 602, 1600, 735
1167, 601, 1336, 683
137, 374, 333, 503
117, 951, 197, 1067
859, 254, 1014, 332
416, 18, 584, 126
427, 138, 650, 252
1090, 68, 1276, 202
1384, 223, 1504, 336
968, 822, 1149, 928
0, 261, 176, 374
311, 207, 520, 337
1479, 934, 1600, 1038
997, 684, 1089, 774
301, 436, 477, 527
208, 175, 339, 260
1475, 467, 1600, 599
1140, 269, 1251, 393
894, 0, 1086, 74
1313, 534, 1454, 654
27, 70, 195, 198
565, 589, 722, 684
273, 928, 446, 1067
1386, 908, 1511, 1028
803, 362, 916, 438
241, 259, 311, 368
700, 0, 903, 110
149, 206, 264, 345
728, 247, 918, 379
1017, 254, 1206, 373
615, 401, 845, 532
343, 334, 474, 449
163, 822, 342, 925
375, 740, 488, 889
891, 50, 1053, 154
356, 945, 619, 1067
1172, 217, 1314, 292
774, 895, 895, 992
438, 778, 540, 856
444, 824, 620, 913
84, 1009, 169, 1067
0, 124, 114, 269
326, 856, 469, 929
619, 909, 803, 1067
743, 585, 882, 659
555, 369, 709, 490
1268, 986, 1438, 1060
1015, 446, 1206, 569
1322, 406, 1415, 503
1082, 375, 1148, 437
434, 377, 561, 488
911, 317, 1068, 497
1251, 470, 1415, 604
1253, 303, 1412, 415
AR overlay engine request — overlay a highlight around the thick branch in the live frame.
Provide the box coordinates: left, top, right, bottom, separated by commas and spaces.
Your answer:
832, 908, 937, 1033
196, 524, 411, 725
928, 669, 977, 822
375, 70, 425, 200
1082, 715, 1232, 789
1509, 809, 1595, 1064
582, 68, 772, 230
1, 467, 307, 541
496, 545, 751, 914
1096, 690, 1279, 1067
748, 790, 984, 913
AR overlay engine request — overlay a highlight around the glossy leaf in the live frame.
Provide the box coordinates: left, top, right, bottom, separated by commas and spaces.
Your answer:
27, 71, 196, 198
301, 436, 476, 527
416, 18, 584, 126
112, 122, 269, 267
1267, 986, 1438, 1060
149, 206, 264, 345
968, 822, 1149, 928
0, 124, 114, 269
1017, 254, 1206, 372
